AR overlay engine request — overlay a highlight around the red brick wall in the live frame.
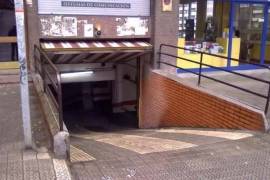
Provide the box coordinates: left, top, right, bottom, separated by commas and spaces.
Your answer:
140, 71, 266, 131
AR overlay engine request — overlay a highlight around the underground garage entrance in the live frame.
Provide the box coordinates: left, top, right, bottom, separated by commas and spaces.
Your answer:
63, 80, 139, 132
35, 40, 152, 133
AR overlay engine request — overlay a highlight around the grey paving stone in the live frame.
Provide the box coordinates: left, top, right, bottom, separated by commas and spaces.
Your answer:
70, 128, 270, 180
0, 154, 8, 180
0, 84, 57, 180
23, 159, 40, 180
38, 159, 56, 180
7, 161, 23, 180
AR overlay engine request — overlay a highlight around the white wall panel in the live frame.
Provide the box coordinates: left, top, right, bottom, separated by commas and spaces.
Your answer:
38, 0, 150, 16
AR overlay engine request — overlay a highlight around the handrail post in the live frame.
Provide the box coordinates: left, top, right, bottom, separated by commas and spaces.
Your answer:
34, 46, 37, 73
158, 44, 162, 69
198, 52, 203, 86
57, 73, 64, 131
41, 54, 46, 93
265, 83, 270, 114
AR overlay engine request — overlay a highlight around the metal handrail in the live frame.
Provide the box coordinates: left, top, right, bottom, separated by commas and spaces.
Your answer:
161, 44, 270, 70
158, 44, 270, 114
34, 45, 64, 131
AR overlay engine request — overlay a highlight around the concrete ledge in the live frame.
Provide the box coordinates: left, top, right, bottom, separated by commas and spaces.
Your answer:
31, 73, 70, 159
0, 69, 34, 84
32, 73, 60, 136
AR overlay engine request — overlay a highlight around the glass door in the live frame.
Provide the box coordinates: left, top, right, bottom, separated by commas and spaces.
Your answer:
236, 4, 264, 62
228, 1, 269, 66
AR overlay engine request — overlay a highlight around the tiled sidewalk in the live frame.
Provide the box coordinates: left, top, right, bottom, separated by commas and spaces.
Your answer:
70, 128, 270, 180
0, 83, 71, 180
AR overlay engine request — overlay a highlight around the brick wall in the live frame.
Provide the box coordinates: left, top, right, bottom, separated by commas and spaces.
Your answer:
140, 71, 266, 131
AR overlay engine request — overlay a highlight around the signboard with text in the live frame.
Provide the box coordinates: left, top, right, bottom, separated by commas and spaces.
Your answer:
38, 0, 150, 16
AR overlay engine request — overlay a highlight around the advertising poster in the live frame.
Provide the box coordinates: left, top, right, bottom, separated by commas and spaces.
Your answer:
62, 17, 78, 36
84, 24, 94, 37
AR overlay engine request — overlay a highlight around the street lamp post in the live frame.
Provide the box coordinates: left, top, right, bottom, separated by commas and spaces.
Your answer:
14, 0, 32, 148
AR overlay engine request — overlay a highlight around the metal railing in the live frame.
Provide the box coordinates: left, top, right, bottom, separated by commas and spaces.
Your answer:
34, 45, 64, 131
158, 44, 270, 114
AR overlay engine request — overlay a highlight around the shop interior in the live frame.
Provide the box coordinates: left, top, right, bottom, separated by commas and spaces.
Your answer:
0, 1, 17, 62
178, 0, 270, 71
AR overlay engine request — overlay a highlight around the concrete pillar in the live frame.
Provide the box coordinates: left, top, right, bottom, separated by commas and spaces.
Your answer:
152, 0, 179, 72
197, 0, 207, 40
25, 0, 40, 71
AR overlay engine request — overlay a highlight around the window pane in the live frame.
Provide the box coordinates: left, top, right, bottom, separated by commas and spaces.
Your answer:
206, 0, 214, 17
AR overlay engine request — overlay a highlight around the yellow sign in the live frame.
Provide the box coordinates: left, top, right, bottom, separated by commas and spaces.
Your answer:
162, 0, 172, 12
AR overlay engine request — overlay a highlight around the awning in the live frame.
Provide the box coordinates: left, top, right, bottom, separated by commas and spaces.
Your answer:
41, 40, 152, 52
40, 40, 152, 64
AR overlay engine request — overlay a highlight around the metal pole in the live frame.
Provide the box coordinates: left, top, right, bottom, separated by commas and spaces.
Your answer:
158, 45, 162, 69
14, 0, 32, 148
136, 56, 141, 126
198, 52, 203, 86
57, 74, 64, 131
265, 84, 270, 115
227, 1, 235, 69
260, 3, 269, 65
41, 55, 46, 93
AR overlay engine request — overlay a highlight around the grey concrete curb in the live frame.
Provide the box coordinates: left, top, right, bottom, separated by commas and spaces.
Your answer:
31, 73, 72, 179
53, 158, 72, 180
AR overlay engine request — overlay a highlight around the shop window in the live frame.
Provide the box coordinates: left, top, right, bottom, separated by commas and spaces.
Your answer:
234, 4, 265, 62
267, 8, 270, 42
206, 0, 214, 18
179, 2, 197, 38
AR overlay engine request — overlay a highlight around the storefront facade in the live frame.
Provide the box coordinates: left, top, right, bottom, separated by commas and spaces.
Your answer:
177, 0, 270, 72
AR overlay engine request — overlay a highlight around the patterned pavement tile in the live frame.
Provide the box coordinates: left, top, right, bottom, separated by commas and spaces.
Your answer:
70, 128, 270, 180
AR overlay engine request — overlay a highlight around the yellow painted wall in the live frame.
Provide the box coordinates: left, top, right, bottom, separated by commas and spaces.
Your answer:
0, 62, 19, 70
213, 1, 230, 37
250, 43, 270, 62
177, 38, 240, 69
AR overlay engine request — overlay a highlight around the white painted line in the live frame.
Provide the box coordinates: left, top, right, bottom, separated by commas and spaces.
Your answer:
43, 43, 50, 49
49, 42, 55, 48
96, 135, 197, 154
156, 129, 253, 140
137, 42, 149, 47
94, 42, 105, 48
44, 43, 55, 49
122, 42, 135, 47
61, 42, 72, 48
77, 42, 89, 48
53, 159, 72, 180
108, 41, 120, 47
